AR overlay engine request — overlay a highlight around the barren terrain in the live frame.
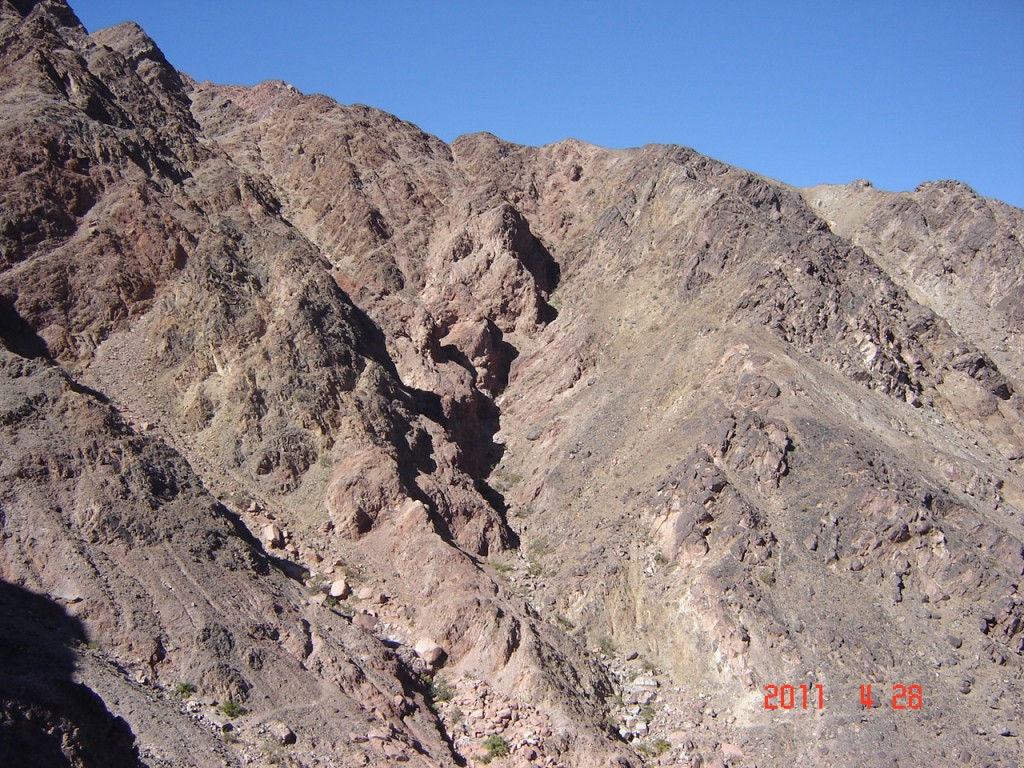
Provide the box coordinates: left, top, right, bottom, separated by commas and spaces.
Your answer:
1, 2, 1021, 767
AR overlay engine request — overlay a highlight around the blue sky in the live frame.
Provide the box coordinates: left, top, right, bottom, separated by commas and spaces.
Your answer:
70, 1, 1024, 208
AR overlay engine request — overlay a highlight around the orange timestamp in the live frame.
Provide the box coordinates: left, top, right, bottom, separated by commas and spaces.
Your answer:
763, 684, 924, 710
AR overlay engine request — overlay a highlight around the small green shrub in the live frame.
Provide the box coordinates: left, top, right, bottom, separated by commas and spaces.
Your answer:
597, 635, 616, 655
429, 677, 454, 703
174, 682, 197, 699
635, 741, 656, 758
634, 738, 670, 757
483, 734, 510, 758
219, 700, 246, 718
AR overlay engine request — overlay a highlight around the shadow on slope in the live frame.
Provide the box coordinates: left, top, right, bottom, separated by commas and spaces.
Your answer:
0, 579, 143, 768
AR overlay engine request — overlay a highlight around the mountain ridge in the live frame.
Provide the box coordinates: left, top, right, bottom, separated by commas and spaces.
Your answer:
1, 2, 1022, 767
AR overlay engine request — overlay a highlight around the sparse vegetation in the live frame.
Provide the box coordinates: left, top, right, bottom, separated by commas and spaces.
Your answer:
229, 491, 253, 511
528, 535, 549, 555
429, 676, 454, 703
174, 682, 197, 699
554, 614, 574, 631
634, 738, 670, 757
639, 703, 655, 722
261, 739, 286, 765
491, 562, 513, 575
340, 564, 361, 580
450, 706, 464, 725
483, 734, 510, 758
597, 635, 616, 655
219, 700, 246, 718
492, 469, 524, 493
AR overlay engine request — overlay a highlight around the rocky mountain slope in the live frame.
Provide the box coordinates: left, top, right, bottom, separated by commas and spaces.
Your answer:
1, 2, 1021, 767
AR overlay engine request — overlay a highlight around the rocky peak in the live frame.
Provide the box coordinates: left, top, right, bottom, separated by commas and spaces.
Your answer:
89, 20, 169, 67
4, 0, 78, 24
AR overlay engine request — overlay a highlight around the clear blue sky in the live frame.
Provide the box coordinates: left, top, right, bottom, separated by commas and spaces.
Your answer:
70, 1, 1024, 208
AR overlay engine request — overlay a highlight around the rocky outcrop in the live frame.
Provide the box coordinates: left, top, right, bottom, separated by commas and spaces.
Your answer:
1, 2, 1022, 767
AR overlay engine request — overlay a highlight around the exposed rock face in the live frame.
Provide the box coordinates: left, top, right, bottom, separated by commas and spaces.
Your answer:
0, 2, 1021, 767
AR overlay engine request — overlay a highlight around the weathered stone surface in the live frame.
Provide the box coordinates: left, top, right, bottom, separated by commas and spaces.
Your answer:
414, 638, 447, 668
266, 720, 296, 745
352, 612, 378, 632
0, 2, 1022, 767
328, 579, 350, 599
262, 524, 285, 549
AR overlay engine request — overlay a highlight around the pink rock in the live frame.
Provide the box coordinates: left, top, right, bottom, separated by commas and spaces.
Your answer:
329, 579, 350, 598
262, 524, 284, 549
353, 612, 377, 632
414, 638, 447, 668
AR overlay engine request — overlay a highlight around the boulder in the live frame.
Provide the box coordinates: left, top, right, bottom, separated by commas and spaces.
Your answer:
353, 612, 377, 632
414, 638, 447, 668
329, 579, 350, 599
261, 524, 284, 549
267, 720, 296, 745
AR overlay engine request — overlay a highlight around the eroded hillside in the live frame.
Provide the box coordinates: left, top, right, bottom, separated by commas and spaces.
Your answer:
1, 2, 1021, 767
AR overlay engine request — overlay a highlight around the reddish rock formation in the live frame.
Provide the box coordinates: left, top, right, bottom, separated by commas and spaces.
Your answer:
1, 2, 1021, 767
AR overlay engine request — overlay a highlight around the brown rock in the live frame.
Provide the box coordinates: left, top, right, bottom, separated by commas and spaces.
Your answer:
266, 720, 296, 745
414, 638, 447, 668
262, 524, 285, 549
1, 4, 1022, 768
328, 579, 351, 599
356, 586, 375, 601
352, 613, 377, 632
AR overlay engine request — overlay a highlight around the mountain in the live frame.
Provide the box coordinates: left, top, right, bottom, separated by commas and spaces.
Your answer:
1, 2, 1021, 767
